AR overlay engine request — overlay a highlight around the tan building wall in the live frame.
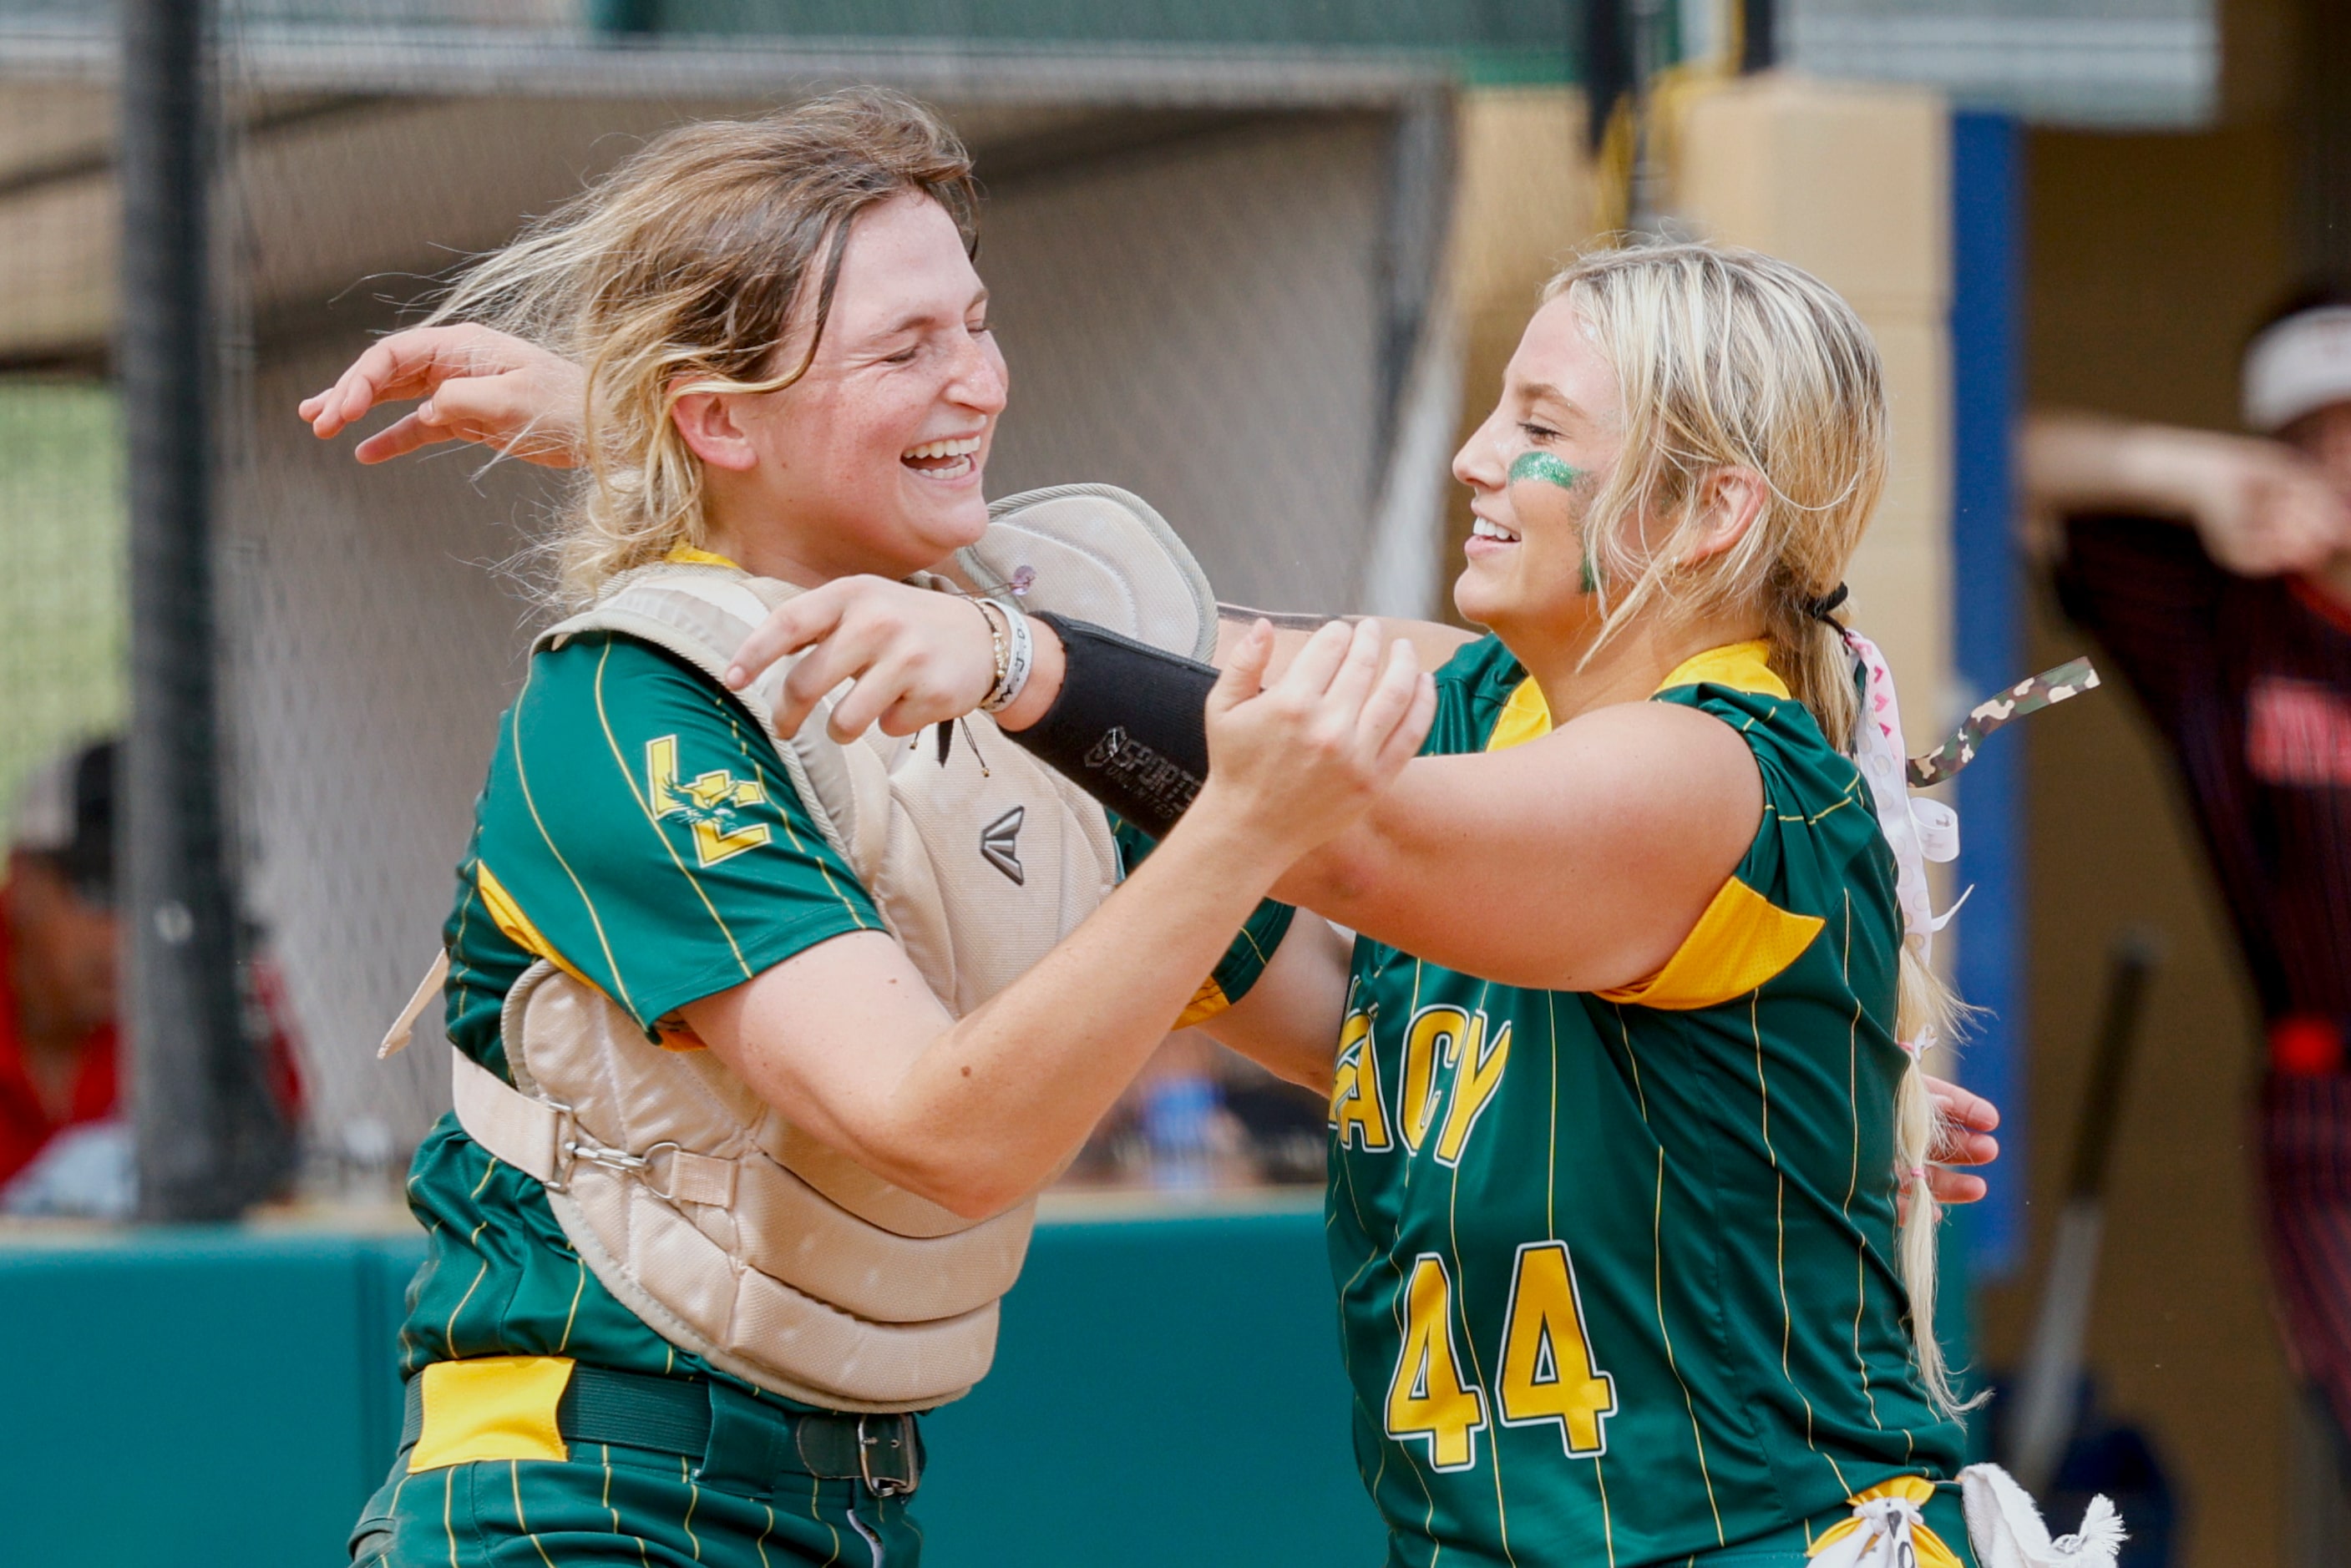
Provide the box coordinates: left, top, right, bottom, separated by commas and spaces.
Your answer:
1435, 84, 1598, 607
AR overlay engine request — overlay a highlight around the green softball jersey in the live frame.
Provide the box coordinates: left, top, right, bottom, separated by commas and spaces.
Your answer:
1325, 635, 1963, 1568
398, 625, 1290, 1394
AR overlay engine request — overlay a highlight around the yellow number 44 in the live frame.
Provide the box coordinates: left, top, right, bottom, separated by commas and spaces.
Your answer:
1386, 1254, 1487, 1472
1498, 1241, 1617, 1456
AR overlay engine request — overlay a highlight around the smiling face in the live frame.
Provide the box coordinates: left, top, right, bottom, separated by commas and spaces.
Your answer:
700, 190, 1008, 584
1451, 296, 1625, 642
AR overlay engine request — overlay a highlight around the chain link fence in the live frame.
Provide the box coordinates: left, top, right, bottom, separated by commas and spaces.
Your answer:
0, 3, 1488, 1211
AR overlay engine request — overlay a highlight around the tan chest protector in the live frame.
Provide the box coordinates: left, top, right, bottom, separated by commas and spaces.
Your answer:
386, 485, 1217, 1411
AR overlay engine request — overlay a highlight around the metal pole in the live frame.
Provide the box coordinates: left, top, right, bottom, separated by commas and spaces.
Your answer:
2005, 933, 2161, 1495
1583, 0, 1631, 158
1740, 0, 1776, 73
121, 0, 285, 1221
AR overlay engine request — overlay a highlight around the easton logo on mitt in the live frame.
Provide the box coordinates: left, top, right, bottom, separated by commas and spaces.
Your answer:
980, 806, 1026, 885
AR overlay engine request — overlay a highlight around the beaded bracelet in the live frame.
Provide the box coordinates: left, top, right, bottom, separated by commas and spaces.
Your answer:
976, 596, 1034, 714
968, 594, 1008, 701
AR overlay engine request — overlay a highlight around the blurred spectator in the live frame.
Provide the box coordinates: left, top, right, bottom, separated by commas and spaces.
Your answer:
1062, 1032, 1328, 1191
0, 739, 303, 1217
0, 740, 125, 1201
2022, 287, 2351, 1457
1219, 1055, 1330, 1186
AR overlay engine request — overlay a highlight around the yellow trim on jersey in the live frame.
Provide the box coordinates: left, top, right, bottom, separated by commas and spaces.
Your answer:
475, 863, 593, 988
1483, 639, 1788, 756
1656, 639, 1789, 701
664, 544, 742, 569
1595, 876, 1824, 1010
1174, 974, 1230, 1029
1487, 678, 1552, 752
408, 1355, 573, 1472
1806, 1478, 1964, 1568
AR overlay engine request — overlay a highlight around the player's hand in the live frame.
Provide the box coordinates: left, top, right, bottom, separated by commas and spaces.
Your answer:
2159, 430, 2351, 575
1900, 1073, 1999, 1222
1192, 620, 1435, 862
297, 324, 585, 467
725, 576, 1001, 743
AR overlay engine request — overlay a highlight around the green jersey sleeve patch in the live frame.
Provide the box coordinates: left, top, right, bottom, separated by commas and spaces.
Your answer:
475, 633, 884, 1037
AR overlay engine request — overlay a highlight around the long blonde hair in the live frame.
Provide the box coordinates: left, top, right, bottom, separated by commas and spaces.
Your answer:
1544, 241, 1972, 1416
425, 89, 979, 603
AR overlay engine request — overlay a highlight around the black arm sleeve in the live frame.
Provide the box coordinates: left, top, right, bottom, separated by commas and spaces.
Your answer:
1004, 613, 1215, 841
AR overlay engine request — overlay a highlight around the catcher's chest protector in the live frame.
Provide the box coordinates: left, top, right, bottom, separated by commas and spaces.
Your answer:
399, 487, 1218, 1412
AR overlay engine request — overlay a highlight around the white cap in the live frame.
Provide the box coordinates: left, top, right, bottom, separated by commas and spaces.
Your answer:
2242, 306, 2351, 432
9, 747, 73, 854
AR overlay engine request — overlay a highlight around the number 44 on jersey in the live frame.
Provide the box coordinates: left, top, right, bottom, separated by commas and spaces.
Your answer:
1386, 1243, 1618, 1472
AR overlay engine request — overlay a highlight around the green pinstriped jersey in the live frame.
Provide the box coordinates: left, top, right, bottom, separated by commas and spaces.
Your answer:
397, 630, 1288, 1397
1325, 635, 1962, 1568
398, 630, 886, 1393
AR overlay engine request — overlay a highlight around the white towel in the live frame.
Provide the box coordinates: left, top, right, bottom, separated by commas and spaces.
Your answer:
1958, 1464, 2126, 1568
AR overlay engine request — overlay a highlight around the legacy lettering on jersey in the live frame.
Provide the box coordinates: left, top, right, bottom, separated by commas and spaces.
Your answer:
1329, 1006, 1392, 1151
1330, 1000, 1511, 1167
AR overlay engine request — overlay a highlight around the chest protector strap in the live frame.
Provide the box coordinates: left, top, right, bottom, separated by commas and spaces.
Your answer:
391, 485, 1217, 1411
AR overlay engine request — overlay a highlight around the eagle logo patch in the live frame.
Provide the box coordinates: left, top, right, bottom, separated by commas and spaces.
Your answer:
646, 736, 772, 867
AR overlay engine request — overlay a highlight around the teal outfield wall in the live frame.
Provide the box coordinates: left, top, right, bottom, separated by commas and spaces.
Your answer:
0, 1201, 1382, 1566
585, 0, 1599, 84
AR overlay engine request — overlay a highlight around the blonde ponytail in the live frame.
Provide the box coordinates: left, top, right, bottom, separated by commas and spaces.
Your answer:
1894, 944, 1981, 1417
1801, 604, 1979, 1420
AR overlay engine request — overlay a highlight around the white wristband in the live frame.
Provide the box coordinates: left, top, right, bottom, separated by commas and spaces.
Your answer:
978, 599, 1034, 714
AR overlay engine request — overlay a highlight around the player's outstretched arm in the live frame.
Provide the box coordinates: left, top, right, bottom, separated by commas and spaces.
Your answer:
685, 620, 1431, 1220
2020, 410, 2351, 576
721, 576, 1468, 751
1214, 603, 1473, 678
724, 582, 1742, 992
1277, 701, 1761, 993
298, 323, 585, 466
732, 581, 1896, 996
